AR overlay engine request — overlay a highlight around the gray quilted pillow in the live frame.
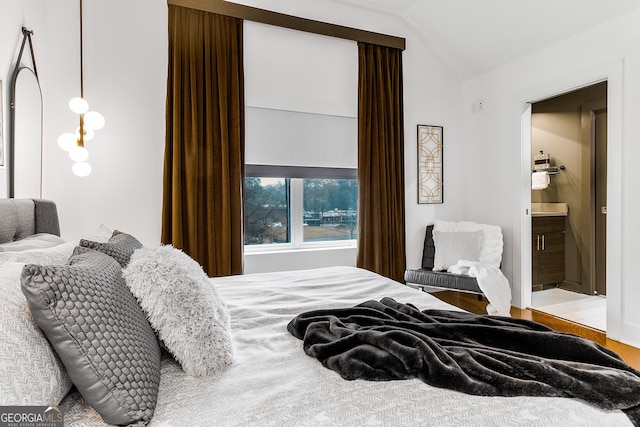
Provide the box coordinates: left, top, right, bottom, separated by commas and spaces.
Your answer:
21, 247, 161, 425
80, 230, 143, 267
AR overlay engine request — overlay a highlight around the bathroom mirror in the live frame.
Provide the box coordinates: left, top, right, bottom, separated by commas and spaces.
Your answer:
9, 66, 43, 198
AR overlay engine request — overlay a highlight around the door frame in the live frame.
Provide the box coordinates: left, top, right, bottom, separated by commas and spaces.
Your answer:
515, 60, 623, 339
580, 100, 608, 296
592, 107, 608, 296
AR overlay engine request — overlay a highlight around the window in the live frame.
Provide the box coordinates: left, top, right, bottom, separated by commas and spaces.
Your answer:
244, 177, 290, 245
244, 166, 357, 248
302, 178, 357, 242
243, 23, 358, 251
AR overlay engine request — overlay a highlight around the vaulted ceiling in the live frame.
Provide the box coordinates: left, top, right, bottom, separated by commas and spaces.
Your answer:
332, 0, 640, 81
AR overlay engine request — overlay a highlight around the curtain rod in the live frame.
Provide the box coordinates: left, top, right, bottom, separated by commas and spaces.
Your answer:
167, 0, 406, 51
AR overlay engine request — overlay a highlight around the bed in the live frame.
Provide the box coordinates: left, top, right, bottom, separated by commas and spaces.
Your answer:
1, 199, 638, 426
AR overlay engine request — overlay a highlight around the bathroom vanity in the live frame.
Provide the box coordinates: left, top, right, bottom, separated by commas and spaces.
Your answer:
532, 203, 567, 289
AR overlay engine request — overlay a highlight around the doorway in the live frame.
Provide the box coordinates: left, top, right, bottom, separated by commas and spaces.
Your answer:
529, 82, 607, 329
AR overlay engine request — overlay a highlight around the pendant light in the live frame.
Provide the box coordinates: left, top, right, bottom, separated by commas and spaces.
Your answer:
57, 0, 105, 177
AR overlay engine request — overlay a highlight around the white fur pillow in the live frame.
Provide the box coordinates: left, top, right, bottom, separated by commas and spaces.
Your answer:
122, 245, 233, 376
432, 230, 481, 271
433, 220, 503, 268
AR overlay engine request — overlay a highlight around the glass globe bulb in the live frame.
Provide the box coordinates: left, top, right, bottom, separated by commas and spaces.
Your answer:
72, 161, 92, 177
69, 146, 89, 162
69, 97, 89, 114
57, 133, 77, 152
84, 111, 105, 130
75, 127, 95, 142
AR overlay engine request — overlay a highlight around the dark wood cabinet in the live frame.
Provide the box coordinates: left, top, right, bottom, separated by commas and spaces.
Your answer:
532, 216, 565, 287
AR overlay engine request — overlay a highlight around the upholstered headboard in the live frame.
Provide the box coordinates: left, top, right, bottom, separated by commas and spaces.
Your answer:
0, 199, 60, 244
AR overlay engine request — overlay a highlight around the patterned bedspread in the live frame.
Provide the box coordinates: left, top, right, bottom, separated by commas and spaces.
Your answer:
59, 266, 633, 426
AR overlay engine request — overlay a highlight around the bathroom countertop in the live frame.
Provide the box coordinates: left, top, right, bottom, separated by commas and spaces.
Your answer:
531, 202, 568, 217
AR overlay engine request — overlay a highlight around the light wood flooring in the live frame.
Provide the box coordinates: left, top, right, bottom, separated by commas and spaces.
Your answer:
431, 290, 640, 371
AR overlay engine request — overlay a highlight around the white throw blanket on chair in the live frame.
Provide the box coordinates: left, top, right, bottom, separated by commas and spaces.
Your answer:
448, 260, 512, 317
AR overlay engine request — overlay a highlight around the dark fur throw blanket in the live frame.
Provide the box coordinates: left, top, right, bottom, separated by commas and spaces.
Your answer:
287, 297, 640, 425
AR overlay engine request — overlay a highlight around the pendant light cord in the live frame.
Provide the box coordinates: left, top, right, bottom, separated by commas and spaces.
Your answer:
78, 0, 85, 146
79, 0, 84, 99
57, 0, 104, 176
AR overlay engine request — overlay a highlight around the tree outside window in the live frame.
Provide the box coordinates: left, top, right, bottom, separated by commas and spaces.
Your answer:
244, 176, 357, 246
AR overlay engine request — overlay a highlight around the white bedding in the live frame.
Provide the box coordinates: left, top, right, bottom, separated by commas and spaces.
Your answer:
0, 233, 66, 252
56, 266, 631, 426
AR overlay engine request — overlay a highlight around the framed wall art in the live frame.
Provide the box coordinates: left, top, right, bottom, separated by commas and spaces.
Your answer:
417, 124, 443, 204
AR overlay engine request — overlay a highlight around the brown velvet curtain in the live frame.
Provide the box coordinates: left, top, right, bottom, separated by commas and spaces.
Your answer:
162, 5, 245, 277
356, 42, 406, 283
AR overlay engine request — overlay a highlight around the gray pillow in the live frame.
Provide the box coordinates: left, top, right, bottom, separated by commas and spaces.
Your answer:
21, 247, 161, 425
122, 245, 233, 377
80, 230, 143, 267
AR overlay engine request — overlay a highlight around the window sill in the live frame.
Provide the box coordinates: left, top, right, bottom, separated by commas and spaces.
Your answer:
244, 242, 356, 256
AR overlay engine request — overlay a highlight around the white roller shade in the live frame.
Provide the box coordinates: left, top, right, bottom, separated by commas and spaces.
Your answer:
245, 107, 357, 169
244, 21, 357, 169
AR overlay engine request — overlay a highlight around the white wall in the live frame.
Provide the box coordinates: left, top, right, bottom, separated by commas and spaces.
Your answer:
0, 0, 47, 198
461, 9, 640, 347
245, 247, 357, 274
402, 29, 465, 270
42, 0, 167, 245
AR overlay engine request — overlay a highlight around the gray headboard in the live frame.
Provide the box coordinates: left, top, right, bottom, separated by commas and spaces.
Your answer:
0, 199, 60, 244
